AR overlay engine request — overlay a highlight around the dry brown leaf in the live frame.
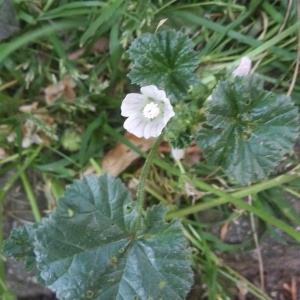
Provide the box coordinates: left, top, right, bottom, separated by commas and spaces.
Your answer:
62, 76, 76, 100
283, 276, 297, 300
68, 37, 109, 60
44, 81, 65, 105
236, 280, 249, 298
102, 132, 156, 177
220, 222, 230, 241
155, 19, 168, 32
0, 147, 7, 159
44, 76, 76, 105
21, 119, 43, 148
19, 101, 39, 113
8, 111, 56, 148
33, 112, 55, 126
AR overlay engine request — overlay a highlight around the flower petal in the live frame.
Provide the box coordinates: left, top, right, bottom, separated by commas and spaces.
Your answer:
123, 114, 148, 138
141, 85, 167, 100
233, 56, 251, 77
121, 85, 175, 139
171, 148, 185, 160
143, 117, 164, 139
162, 102, 175, 123
121, 93, 147, 117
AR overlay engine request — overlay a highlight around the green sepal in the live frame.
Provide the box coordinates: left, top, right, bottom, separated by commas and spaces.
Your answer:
169, 126, 193, 150
127, 30, 199, 102
197, 75, 299, 185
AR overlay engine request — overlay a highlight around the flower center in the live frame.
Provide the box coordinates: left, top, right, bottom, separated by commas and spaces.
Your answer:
143, 102, 160, 119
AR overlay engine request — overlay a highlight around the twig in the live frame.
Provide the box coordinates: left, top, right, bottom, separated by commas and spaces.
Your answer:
252, 0, 294, 73
287, 0, 300, 96
279, 0, 294, 34
291, 275, 297, 300
248, 194, 265, 293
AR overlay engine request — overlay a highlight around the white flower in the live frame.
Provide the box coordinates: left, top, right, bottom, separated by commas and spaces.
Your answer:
171, 148, 185, 161
232, 56, 252, 77
121, 85, 175, 139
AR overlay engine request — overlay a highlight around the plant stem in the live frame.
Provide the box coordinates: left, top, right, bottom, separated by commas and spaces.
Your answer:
0, 204, 4, 296
19, 170, 42, 222
89, 158, 104, 175
136, 134, 164, 219
0, 146, 42, 204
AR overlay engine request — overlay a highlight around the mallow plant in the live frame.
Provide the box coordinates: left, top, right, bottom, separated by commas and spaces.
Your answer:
2, 29, 299, 299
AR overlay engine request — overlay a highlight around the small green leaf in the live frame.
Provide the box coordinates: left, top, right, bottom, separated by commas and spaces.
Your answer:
2, 225, 36, 271
33, 174, 193, 299
196, 75, 299, 185
61, 128, 82, 152
127, 30, 199, 102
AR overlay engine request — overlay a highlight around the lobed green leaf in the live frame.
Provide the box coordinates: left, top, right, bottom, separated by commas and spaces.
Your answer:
14, 174, 193, 300
196, 75, 299, 185
127, 30, 199, 102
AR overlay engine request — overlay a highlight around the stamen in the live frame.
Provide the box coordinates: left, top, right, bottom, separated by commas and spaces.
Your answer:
143, 102, 160, 119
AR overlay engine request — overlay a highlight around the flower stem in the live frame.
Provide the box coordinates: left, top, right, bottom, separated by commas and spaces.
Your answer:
136, 133, 164, 219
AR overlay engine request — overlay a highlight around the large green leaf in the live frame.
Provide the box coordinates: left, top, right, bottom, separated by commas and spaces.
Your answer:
196, 75, 299, 185
127, 30, 199, 102
25, 174, 193, 299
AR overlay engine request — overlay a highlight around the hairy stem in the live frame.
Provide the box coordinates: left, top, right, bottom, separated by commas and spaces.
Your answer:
137, 134, 164, 219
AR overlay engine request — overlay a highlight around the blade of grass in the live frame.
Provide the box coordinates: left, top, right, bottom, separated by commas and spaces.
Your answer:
40, 1, 105, 18
166, 166, 300, 241
167, 166, 300, 220
109, 19, 122, 82
246, 22, 300, 59
218, 266, 272, 300
167, 11, 297, 60
0, 146, 43, 203
80, 0, 125, 46
79, 112, 106, 167
89, 158, 103, 176
0, 21, 79, 63
19, 169, 42, 222
193, 0, 261, 58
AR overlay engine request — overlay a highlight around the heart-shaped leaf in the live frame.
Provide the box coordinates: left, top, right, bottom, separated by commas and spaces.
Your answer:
196, 75, 299, 185
26, 174, 193, 299
127, 30, 199, 102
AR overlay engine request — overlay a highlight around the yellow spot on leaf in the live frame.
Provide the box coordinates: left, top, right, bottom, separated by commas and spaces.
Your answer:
159, 281, 166, 289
